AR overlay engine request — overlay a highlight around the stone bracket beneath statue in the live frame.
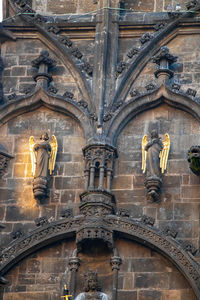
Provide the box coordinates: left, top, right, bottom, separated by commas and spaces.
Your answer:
79, 190, 116, 216
144, 176, 162, 202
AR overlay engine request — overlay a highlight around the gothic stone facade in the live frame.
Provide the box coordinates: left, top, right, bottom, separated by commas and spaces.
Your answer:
0, 0, 200, 300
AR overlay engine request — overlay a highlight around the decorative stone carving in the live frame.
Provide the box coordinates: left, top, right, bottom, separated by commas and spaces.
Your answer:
145, 83, 156, 91
63, 91, 74, 99
59, 36, 73, 47
71, 48, 83, 59
127, 47, 139, 59
168, 11, 182, 18
83, 144, 117, 192
117, 208, 130, 218
74, 269, 109, 300
89, 113, 98, 121
82, 62, 93, 76
31, 50, 56, 88
0, 144, 14, 178
162, 227, 178, 238
140, 32, 153, 44
79, 191, 116, 217
46, 24, 60, 34
110, 253, 122, 300
182, 242, 198, 256
78, 99, 88, 109
48, 85, 58, 94
152, 46, 177, 79
141, 215, 155, 226
187, 145, 200, 176
130, 89, 140, 97
29, 133, 58, 202
35, 216, 49, 226
11, 229, 23, 239
142, 130, 170, 202
76, 219, 114, 251
116, 61, 126, 76
0, 216, 200, 297
171, 83, 181, 91
153, 23, 166, 31
186, 0, 198, 10
68, 254, 80, 298
112, 100, 123, 111
61, 208, 73, 218
183, 242, 198, 256
103, 113, 113, 122
33, 14, 46, 24
23, 86, 34, 95
186, 88, 197, 97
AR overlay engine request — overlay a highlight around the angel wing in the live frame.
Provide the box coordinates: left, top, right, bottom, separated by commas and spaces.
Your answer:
29, 136, 36, 176
142, 135, 148, 173
159, 133, 170, 174
49, 135, 58, 175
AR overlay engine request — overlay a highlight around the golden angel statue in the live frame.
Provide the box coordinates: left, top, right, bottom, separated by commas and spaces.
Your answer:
141, 130, 170, 202
29, 133, 57, 201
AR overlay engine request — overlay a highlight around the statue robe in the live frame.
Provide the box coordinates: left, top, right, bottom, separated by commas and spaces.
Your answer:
34, 141, 51, 178
145, 138, 163, 179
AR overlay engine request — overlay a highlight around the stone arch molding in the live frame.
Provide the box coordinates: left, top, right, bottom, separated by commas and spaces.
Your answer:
0, 88, 94, 142
106, 84, 200, 146
0, 215, 200, 298
7, 0, 93, 109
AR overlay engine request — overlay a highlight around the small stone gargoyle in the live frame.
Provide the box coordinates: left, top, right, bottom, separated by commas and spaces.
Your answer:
187, 146, 200, 176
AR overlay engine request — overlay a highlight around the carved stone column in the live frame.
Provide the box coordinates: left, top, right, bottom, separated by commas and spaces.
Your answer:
83, 144, 117, 192
77, 144, 118, 252
68, 254, 80, 299
110, 252, 122, 300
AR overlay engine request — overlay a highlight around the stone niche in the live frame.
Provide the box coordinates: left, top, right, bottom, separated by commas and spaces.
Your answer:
0, 106, 85, 245
115, 104, 200, 246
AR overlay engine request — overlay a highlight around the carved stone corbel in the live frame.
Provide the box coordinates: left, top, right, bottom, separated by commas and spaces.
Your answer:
0, 144, 14, 178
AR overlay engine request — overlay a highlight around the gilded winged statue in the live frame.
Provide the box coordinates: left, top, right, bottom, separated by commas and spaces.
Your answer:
142, 131, 170, 175
141, 130, 170, 202
29, 133, 57, 201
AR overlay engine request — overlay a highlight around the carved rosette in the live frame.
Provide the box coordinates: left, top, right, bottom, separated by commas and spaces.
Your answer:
83, 144, 117, 192
0, 144, 14, 178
